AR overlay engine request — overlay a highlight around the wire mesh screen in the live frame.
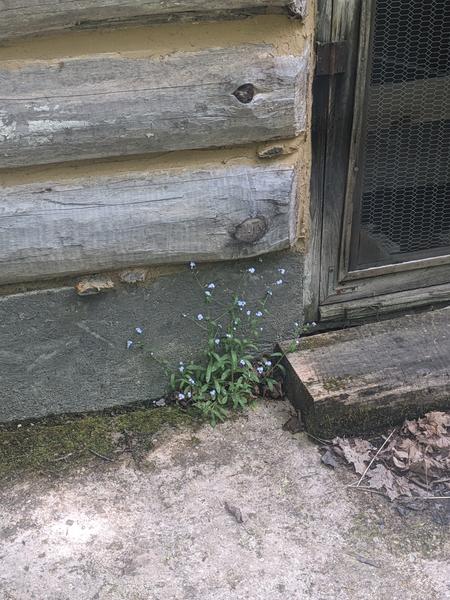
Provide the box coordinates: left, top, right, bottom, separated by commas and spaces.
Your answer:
352, 0, 450, 269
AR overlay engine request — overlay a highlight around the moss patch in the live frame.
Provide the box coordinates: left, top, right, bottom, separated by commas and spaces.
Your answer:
304, 397, 450, 439
0, 406, 198, 481
322, 376, 353, 392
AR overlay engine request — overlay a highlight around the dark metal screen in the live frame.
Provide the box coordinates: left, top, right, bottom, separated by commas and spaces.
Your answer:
351, 0, 450, 269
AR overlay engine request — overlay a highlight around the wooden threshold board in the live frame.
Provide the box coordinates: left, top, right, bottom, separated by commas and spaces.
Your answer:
281, 307, 450, 437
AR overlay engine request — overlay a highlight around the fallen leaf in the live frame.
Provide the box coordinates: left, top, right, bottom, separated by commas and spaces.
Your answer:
224, 502, 244, 524
366, 464, 407, 501
333, 438, 373, 475
321, 449, 338, 469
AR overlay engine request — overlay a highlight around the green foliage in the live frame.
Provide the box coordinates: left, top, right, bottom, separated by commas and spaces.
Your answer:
149, 264, 304, 426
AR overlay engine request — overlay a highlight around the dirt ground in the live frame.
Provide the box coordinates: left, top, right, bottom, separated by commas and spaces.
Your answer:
0, 401, 449, 600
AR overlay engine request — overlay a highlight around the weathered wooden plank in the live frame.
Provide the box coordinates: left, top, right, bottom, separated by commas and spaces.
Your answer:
0, 164, 297, 284
282, 308, 450, 436
320, 283, 450, 322
0, 45, 309, 168
0, 1, 308, 41
302, 0, 332, 322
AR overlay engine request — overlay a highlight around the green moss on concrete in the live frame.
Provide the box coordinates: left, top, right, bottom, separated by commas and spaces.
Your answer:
0, 406, 197, 480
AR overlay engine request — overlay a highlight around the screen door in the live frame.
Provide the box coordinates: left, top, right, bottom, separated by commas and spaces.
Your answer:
311, 0, 450, 320
349, 0, 450, 270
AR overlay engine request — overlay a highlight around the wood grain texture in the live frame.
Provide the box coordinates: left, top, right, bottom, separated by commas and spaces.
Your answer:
0, 45, 309, 168
302, 0, 332, 322
320, 283, 450, 321
0, 0, 308, 41
283, 307, 450, 436
0, 164, 298, 284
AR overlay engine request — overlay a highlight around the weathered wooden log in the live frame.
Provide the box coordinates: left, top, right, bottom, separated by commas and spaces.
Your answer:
0, 164, 298, 284
0, 45, 309, 168
282, 308, 450, 436
0, 1, 308, 42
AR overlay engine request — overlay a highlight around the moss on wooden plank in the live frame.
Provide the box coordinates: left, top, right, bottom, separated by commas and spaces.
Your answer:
304, 397, 450, 439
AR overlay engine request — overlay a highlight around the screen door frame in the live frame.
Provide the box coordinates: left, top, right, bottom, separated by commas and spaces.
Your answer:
305, 0, 450, 321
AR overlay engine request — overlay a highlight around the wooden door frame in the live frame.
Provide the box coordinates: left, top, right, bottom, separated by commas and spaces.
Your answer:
304, 0, 450, 323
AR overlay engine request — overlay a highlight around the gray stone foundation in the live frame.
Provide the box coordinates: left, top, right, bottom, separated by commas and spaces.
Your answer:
0, 251, 303, 422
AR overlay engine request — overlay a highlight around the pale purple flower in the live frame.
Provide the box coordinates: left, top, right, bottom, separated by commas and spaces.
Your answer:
197, 314, 204, 321
215, 338, 220, 345
179, 366, 185, 373
178, 393, 185, 401
186, 392, 192, 399
189, 261, 196, 270
126, 340, 133, 350
247, 267, 256, 274
276, 279, 283, 286
135, 327, 143, 335
264, 360, 272, 367
257, 366, 264, 375
239, 359, 246, 367
246, 310, 251, 316
188, 378, 195, 385
210, 390, 216, 398
207, 283, 216, 289
278, 268, 286, 275
255, 311, 263, 318
237, 300, 246, 308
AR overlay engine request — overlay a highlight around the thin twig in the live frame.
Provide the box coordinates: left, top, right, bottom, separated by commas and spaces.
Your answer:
306, 432, 333, 445
88, 448, 115, 462
51, 451, 76, 463
416, 496, 450, 501
347, 486, 390, 500
355, 429, 396, 487
345, 553, 381, 569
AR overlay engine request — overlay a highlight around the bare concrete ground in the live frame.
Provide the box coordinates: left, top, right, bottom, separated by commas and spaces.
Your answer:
0, 401, 449, 600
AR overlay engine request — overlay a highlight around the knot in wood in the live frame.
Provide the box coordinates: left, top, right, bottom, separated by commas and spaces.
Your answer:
234, 217, 268, 244
233, 83, 255, 104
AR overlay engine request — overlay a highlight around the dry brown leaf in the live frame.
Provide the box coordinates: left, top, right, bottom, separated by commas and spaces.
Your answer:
332, 411, 449, 502
366, 465, 399, 500
333, 438, 374, 475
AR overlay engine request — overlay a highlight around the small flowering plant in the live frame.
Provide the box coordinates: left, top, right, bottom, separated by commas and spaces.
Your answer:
149, 262, 301, 426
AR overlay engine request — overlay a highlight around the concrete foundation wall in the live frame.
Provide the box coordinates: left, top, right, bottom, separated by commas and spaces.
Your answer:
0, 251, 303, 422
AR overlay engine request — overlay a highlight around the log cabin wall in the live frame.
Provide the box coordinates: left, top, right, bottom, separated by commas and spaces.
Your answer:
0, 1, 315, 421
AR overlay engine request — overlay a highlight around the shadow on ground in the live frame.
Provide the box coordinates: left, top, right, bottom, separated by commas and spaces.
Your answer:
0, 401, 449, 599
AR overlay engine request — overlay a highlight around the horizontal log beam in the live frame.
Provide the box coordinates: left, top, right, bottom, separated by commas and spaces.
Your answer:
0, 164, 298, 284
0, 45, 309, 168
0, 1, 308, 42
